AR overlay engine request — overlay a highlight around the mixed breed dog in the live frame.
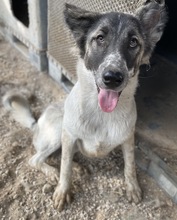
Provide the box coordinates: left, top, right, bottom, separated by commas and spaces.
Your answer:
3, 0, 167, 211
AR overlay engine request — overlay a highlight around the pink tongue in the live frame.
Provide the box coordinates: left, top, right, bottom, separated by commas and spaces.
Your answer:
98, 88, 119, 113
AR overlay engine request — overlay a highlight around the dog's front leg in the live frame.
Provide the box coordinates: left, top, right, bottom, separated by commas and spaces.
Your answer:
53, 129, 75, 211
121, 134, 142, 204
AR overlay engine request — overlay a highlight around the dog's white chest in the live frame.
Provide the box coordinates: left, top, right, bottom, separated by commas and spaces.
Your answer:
76, 115, 132, 158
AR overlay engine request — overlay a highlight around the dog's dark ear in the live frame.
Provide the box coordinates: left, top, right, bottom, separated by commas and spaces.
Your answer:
64, 4, 100, 57
136, 0, 168, 63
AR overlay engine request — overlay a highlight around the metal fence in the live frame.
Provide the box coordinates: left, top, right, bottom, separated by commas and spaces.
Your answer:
47, 0, 145, 85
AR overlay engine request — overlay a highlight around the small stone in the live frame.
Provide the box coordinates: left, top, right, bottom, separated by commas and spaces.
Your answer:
42, 183, 53, 194
88, 164, 94, 173
166, 199, 173, 207
12, 141, 19, 147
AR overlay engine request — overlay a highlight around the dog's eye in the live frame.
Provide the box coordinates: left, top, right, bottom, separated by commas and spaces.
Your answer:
96, 35, 104, 43
129, 37, 138, 48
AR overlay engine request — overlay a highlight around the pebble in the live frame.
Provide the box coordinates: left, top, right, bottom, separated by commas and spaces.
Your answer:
42, 183, 53, 194
12, 141, 19, 147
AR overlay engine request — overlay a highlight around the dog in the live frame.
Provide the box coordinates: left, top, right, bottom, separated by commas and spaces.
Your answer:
3, 0, 167, 211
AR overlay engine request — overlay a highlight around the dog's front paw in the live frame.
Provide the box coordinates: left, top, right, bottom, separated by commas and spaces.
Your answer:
126, 181, 142, 204
53, 186, 71, 211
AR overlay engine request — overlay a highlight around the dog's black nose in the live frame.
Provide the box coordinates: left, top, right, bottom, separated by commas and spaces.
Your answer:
103, 71, 124, 88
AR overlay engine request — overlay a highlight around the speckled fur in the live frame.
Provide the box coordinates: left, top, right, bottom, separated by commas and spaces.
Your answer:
53, 2, 167, 210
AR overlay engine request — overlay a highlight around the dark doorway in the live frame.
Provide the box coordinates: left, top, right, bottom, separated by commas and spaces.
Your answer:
156, 0, 177, 63
10, 0, 29, 27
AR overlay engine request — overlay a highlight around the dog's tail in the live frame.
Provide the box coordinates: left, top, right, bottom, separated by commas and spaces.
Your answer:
3, 91, 36, 130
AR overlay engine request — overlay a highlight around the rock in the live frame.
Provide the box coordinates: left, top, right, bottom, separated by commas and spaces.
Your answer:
42, 184, 53, 194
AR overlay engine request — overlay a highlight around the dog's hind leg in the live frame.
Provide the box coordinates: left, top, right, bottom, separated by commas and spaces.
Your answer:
29, 145, 60, 185
29, 104, 63, 185
121, 133, 142, 204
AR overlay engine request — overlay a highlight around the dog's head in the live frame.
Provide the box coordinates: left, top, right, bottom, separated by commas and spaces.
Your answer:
64, 1, 167, 112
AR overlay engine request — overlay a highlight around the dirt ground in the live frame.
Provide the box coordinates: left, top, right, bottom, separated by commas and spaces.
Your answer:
0, 36, 177, 220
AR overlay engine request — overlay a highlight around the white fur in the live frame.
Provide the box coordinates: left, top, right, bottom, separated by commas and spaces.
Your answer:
53, 58, 141, 210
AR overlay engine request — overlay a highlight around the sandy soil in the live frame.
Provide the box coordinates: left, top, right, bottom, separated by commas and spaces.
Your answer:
0, 36, 177, 220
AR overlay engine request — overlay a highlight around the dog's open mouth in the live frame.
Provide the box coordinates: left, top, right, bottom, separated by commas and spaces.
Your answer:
97, 87, 121, 113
